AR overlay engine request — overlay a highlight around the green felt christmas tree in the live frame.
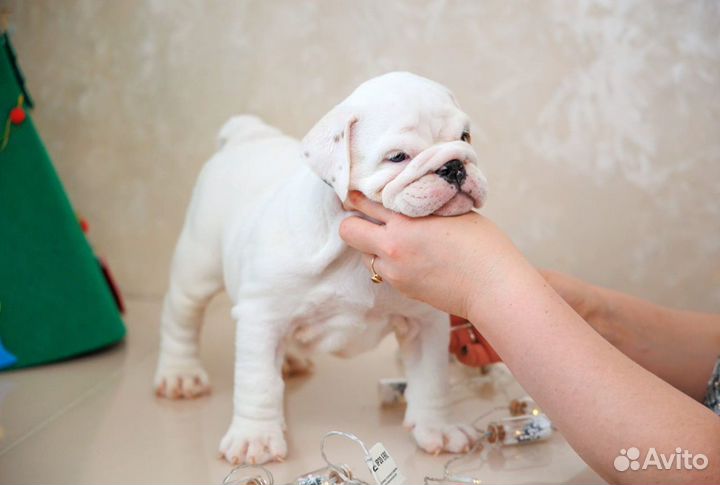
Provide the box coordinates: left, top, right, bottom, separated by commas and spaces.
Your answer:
0, 31, 125, 370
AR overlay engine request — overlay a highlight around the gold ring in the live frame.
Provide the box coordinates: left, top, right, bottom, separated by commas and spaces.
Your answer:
370, 255, 383, 284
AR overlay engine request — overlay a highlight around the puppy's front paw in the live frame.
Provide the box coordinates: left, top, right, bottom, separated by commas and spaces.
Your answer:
219, 418, 287, 465
154, 357, 211, 399
411, 422, 480, 454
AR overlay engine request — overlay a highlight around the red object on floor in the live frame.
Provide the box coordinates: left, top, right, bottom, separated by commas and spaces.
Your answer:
449, 315, 501, 367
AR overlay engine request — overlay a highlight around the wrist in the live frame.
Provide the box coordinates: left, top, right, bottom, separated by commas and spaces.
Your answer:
463, 249, 538, 329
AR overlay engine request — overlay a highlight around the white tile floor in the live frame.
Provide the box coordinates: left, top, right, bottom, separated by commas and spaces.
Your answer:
0, 296, 604, 484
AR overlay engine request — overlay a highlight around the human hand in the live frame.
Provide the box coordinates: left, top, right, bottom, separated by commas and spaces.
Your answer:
339, 191, 523, 319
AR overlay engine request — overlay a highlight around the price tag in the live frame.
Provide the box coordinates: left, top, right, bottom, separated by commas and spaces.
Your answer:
366, 442, 406, 485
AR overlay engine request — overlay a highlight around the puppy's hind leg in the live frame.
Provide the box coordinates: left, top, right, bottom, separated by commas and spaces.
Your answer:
154, 225, 222, 399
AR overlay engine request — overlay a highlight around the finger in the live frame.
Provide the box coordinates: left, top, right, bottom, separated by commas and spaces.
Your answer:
346, 191, 395, 223
339, 216, 385, 255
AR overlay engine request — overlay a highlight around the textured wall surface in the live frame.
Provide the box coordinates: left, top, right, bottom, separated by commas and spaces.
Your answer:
4, 0, 719, 310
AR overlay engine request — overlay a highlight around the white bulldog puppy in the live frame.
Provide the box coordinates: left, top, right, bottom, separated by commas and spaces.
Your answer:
154, 72, 488, 465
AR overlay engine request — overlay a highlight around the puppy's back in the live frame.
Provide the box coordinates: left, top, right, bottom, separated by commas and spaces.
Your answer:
182, 116, 303, 255
217, 115, 284, 149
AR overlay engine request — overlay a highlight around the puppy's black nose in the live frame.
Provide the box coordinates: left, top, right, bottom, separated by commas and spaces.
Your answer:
435, 159, 466, 187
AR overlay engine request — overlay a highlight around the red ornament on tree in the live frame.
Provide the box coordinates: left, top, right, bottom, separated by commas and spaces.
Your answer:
79, 217, 90, 234
9, 106, 25, 125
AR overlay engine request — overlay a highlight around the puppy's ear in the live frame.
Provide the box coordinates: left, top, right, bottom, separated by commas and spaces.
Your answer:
301, 105, 357, 202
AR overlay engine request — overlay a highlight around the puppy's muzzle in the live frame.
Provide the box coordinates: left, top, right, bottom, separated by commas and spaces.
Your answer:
435, 159, 467, 187
381, 140, 487, 217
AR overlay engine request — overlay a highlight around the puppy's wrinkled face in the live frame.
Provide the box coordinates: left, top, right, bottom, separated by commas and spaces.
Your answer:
302, 72, 487, 217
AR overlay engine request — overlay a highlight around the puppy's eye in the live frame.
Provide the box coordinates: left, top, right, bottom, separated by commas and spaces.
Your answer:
388, 152, 409, 163
461, 131, 471, 143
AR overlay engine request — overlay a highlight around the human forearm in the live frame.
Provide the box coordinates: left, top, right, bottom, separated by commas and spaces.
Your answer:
468, 258, 720, 484
593, 286, 720, 401
338, 198, 720, 482
541, 270, 720, 401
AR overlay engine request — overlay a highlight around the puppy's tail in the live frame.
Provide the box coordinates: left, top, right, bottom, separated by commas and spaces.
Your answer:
217, 115, 283, 149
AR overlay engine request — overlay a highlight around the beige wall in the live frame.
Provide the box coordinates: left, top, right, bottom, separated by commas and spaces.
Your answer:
4, 0, 719, 311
